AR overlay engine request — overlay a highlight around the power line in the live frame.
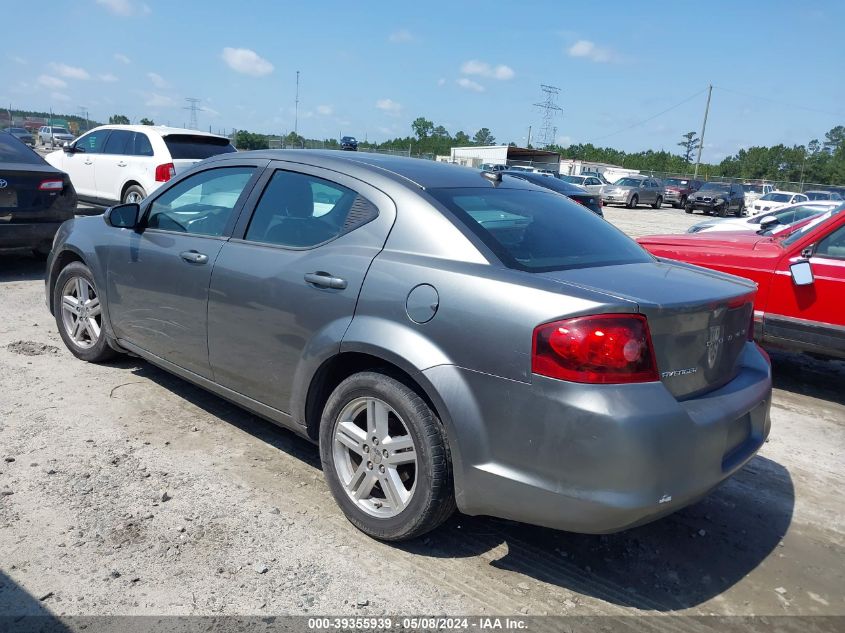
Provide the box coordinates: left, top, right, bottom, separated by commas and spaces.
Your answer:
713, 85, 843, 118
183, 97, 202, 130
589, 88, 708, 143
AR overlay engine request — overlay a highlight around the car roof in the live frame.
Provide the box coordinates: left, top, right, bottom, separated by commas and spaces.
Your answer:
211, 149, 547, 190
87, 124, 229, 140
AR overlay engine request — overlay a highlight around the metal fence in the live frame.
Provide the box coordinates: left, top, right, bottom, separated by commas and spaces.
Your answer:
640, 169, 843, 195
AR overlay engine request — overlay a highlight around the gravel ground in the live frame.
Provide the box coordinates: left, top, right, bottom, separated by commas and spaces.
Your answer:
0, 205, 843, 620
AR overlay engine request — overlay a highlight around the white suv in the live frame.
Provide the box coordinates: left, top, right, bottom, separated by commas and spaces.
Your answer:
45, 125, 236, 206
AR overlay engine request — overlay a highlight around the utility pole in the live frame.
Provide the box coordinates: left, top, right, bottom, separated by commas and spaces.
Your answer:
527, 125, 532, 148
693, 84, 712, 179
183, 97, 202, 130
294, 70, 300, 137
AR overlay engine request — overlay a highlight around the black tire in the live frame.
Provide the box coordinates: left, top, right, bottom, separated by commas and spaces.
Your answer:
626, 195, 638, 209
684, 204, 694, 214
53, 261, 117, 363
736, 203, 745, 217
672, 202, 680, 209
718, 204, 728, 217
319, 371, 455, 541
652, 196, 663, 209
122, 185, 147, 205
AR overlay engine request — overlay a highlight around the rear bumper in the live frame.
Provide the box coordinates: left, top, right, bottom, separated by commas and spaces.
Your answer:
0, 222, 62, 249
424, 342, 771, 534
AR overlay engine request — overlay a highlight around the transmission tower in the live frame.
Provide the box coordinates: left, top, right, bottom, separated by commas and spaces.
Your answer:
533, 84, 563, 148
183, 97, 202, 130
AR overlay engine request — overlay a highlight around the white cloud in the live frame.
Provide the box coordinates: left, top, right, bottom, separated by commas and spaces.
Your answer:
316, 104, 334, 116
376, 98, 402, 116
437, 78, 446, 86
114, 53, 131, 64
147, 72, 167, 88
96, 0, 151, 17
388, 29, 414, 43
145, 93, 177, 107
460, 60, 515, 80
221, 47, 274, 76
37, 75, 67, 89
567, 40, 615, 63
99, 73, 119, 82
50, 63, 91, 80
456, 78, 485, 93
51, 92, 71, 102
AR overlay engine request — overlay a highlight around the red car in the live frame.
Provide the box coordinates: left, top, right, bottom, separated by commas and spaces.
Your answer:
638, 206, 845, 360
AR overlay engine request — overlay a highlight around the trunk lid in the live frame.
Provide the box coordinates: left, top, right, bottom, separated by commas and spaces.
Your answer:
0, 163, 74, 222
537, 261, 756, 399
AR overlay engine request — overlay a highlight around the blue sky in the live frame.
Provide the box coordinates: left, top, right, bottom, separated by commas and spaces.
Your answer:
3, 0, 844, 161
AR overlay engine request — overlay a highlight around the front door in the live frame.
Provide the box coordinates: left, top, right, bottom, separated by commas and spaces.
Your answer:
207, 164, 395, 413
64, 128, 111, 200
105, 164, 262, 378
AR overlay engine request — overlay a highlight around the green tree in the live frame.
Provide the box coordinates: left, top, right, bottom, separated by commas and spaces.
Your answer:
109, 114, 130, 125
234, 130, 269, 150
411, 117, 434, 141
139, 117, 154, 126
823, 125, 845, 154
473, 128, 495, 145
453, 130, 471, 146
678, 131, 700, 163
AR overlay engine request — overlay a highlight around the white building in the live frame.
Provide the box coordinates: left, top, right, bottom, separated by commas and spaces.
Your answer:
558, 159, 639, 183
449, 145, 561, 170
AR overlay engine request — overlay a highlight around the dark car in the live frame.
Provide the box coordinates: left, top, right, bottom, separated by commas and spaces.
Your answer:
341, 136, 358, 151
46, 150, 770, 541
0, 131, 77, 257
686, 181, 746, 217
661, 177, 703, 209
3, 127, 35, 146
503, 171, 603, 216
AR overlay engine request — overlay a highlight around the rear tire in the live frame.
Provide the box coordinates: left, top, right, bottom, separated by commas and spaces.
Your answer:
122, 185, 147, 205
53, 262, 117, 363
626, 195, 638, 209
652, 196, 663, 209
319, 371, 455, 541
685, 204, 694, 214
718, 205, 728, 217
736, 203, 745, 217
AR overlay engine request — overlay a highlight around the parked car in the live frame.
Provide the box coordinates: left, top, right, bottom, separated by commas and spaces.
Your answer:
580, 171, 610, 184
639, 204, 845, 360
341, 136, 358, 151
46, 150, 771, 540
749, 191, 808, 215
37, 126, 75, 147
661, 177, 703, 209
804, 190, 843, 202
479, 163, 509, 172
0, 131, 77, 257
685, 181, 746, 216
558, 174, 606, 195
743, 183, 774, 208
601, 175, 665, 208
503, 170, 603, 216
686, 201, 838, 234
3, 127, 35, 146
45, 125, 236, 206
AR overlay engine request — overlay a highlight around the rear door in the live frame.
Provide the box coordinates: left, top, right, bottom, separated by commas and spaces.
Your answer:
105, 161, 264, 378
207, 162, 396, 413
97, 129, 135, 204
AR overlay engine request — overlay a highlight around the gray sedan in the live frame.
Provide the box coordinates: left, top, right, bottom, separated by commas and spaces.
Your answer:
46, 151, 771, 541
602, 176, 665, 208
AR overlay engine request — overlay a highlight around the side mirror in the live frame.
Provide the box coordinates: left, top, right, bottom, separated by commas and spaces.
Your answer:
789, 260, 814, 286
63, 142, 76, 153
104, 203, 140, 229
758, 216, 780, 230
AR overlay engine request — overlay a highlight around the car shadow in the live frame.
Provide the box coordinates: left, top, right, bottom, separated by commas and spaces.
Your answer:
768, 349, 845, 407
121, 359, 793, 612
0, 251, 46, 283
0, 570, 73, 631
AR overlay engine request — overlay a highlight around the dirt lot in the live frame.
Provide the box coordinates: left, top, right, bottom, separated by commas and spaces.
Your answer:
1, 205, 843, 619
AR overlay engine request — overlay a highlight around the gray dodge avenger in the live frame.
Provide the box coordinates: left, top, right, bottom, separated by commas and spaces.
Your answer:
45, 150, 772, 541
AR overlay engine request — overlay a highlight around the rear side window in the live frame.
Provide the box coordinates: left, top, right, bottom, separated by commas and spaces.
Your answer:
163, 135, 236, 159
0, 133, 43, 164
429, 188, 652, 272
133, 132, 154, 156
103, 130, 134, 155
244, 170, 377, 248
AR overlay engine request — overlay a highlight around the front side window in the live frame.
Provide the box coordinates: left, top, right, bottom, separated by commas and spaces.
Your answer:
244, 170, 377, 248
815, 224, 845, 259
75, 130, 109, 154
146, 167, 255, 236
429, 187, 652, 272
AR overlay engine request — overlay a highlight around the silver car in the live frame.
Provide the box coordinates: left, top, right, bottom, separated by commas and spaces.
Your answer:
602, 176, 665, 208
38, 125, 75, 147
46, 151, 771, 541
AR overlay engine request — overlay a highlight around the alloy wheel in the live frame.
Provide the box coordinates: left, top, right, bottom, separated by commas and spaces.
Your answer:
60, 276, 102, 350
332, 396, 418, 519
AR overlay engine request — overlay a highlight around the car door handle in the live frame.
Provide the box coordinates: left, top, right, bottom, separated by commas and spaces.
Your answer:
84, 160, 93, 165
180, 250, 208, 264
117, 161, 127, 167
304, 271, 347, 290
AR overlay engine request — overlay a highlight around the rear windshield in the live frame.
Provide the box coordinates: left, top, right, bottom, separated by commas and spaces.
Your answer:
429, 187, 652, 272
663, 178, 689, 186
761, 192, 791, 202
163, 135, 237, 159
805, 191, 831, 200
560, 175, 585, 184
744, 184, 764, 193
0, 133, 44, 164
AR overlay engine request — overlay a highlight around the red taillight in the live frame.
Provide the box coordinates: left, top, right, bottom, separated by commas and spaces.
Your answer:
532, 314, 659, 384
38, 179, 64, 191
155, 162, 175, 182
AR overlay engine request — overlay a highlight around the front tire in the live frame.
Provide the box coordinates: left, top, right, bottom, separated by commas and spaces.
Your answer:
122, 185, 147, 205
319, 372, 455, 541
626, 195, 638, 209
53, 262, 117, 363
652, 196, 663, 209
